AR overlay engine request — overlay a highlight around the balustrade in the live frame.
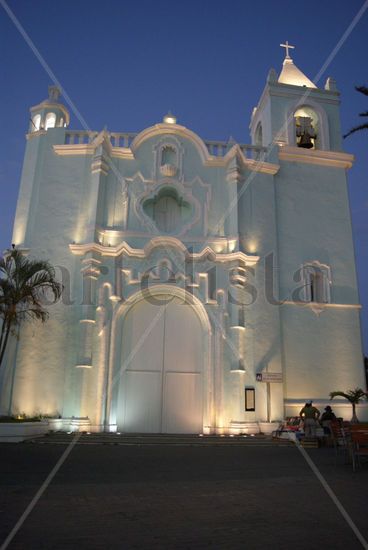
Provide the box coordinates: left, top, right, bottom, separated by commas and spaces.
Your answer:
64, 131, 267, 159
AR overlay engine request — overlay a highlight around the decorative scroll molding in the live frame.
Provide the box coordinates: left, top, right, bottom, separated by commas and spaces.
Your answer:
69, 237, 260, 266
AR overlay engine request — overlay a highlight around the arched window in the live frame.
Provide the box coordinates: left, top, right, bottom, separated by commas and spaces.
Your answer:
32, 114, 41, 132
302, 263, 331, 303
294, 107, 319, 149
45, 112, 56, 130
59, 117, 64, 127
254, 122, 263, 146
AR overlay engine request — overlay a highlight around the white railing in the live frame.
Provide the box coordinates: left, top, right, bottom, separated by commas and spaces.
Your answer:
64, 131, 137, 146
205, 140, 267, 159
64, 131, 267, 159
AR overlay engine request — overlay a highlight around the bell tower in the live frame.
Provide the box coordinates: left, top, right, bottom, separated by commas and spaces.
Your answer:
29, 85, 70, 133
250, 42, 342, 152
12, 86, 70, 247
248, 44, 365, 415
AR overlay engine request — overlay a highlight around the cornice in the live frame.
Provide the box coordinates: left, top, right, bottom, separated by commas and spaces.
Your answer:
268, 83, 340, 105
278, 145, 354, 169
282, 300, 361, 309
69, 238, 260, 266
95, 227, 239, 244
26, 130, 47, 140
53, 144, 95, 156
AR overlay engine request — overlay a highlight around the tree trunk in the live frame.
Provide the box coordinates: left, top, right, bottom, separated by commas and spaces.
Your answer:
0, 318, 7, 353
351, 402, 359, 424
0, 321, 11, 369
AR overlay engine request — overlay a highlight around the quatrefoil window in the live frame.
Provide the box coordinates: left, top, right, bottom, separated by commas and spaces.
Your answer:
143, 187, 192, 234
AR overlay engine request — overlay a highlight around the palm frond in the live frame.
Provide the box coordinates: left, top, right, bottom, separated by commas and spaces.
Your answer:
0, 249, 62, 328
343, 123, 368, 139
330, 391, 350, 401
355, 85, 368, 96
330, 388, 367, 404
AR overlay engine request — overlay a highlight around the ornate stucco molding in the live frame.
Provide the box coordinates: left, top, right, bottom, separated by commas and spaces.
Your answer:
53, 124, 279, 175
69, 237, 260, 266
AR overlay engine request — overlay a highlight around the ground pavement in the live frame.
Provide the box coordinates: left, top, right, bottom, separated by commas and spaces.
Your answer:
0, 434, 367, 549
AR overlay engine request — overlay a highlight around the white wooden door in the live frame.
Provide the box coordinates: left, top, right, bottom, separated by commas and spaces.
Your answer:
118, 295, 203, 433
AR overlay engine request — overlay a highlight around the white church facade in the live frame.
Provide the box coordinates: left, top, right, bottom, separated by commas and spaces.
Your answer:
1, 47, 367, 432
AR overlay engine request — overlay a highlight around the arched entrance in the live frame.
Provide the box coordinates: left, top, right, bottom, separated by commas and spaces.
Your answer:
115, 291, 209, 433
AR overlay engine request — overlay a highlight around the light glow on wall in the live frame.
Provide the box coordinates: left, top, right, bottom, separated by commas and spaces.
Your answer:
247, 240, 258, 253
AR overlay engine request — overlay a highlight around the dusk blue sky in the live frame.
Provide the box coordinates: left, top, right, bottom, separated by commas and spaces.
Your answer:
1, 1, 368, 353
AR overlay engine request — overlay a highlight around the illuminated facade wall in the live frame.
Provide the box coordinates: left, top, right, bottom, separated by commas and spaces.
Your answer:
1, 70, 367, 433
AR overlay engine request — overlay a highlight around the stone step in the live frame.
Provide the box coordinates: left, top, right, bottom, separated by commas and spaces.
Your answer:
27, 433, 294, 447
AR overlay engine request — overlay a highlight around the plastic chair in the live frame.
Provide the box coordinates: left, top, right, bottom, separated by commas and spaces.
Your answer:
330, 422, 351, 464
350, 431, 368, 471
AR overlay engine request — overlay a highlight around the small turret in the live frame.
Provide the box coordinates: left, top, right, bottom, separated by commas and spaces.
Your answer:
29, 85, 70, 134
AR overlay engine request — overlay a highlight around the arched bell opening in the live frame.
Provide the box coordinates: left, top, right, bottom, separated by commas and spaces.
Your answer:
294, 106, 319, 149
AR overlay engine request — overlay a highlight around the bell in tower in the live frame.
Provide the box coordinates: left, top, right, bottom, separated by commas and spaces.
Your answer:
295, 116, 317, 149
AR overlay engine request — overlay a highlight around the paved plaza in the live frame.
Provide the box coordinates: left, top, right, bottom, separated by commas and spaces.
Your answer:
0, 437, 367, 549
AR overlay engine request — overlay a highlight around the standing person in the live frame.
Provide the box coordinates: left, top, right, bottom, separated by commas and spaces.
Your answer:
320, 405, 336, 434
299, 400, 320, 438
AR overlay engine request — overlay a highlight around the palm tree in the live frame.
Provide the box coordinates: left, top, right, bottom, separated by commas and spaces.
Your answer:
344, 86, 368, 138
330, 388, 368, 423
0, 248, 62, 369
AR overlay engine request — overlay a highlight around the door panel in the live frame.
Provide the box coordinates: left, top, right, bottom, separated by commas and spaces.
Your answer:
164, 298, 203, 374
122, 300, 165, 372
163, 372, 203, 434
123, 371, 162, 433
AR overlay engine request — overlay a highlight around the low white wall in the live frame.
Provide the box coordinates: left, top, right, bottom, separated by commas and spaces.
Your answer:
0, 421, 49, 442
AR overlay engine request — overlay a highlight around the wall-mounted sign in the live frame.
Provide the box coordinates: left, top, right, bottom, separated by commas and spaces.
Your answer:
256, 373, 283, 383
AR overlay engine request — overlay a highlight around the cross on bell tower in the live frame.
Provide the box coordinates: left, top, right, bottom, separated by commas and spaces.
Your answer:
280, 41, 295, 59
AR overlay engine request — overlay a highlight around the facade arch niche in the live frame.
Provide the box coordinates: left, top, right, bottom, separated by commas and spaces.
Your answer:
287, 100, 330, 150
254, 122, 263, 146
153, 135, 184, 181
108, 285, 214, 434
